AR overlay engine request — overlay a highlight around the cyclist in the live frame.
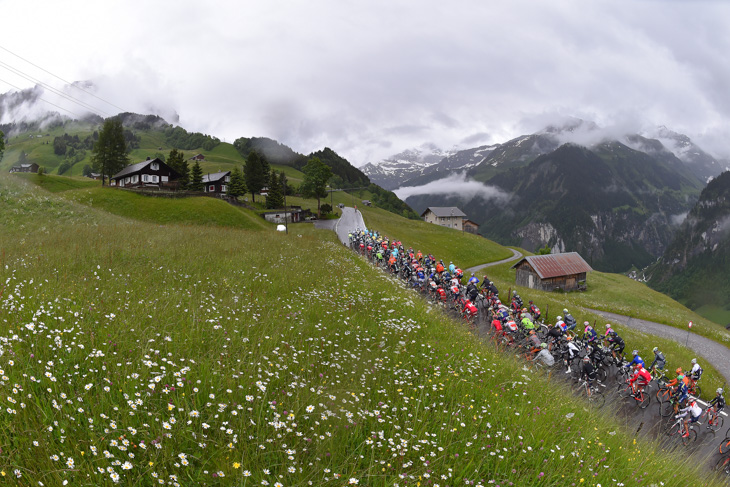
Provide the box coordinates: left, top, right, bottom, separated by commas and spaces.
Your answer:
533, 343, 555, 367
604, 325, 625, 361
563, 309, 577, 331
671, 369, 689, 406
708, 388, 726, 417
648, 347, 666, 374
564, 336, 581, 374
628, 364, 652, 397
688, 358, 703, 382
556, 315, 566, 333
465, 281, 479, 302
521, 314, 535, 331
528, 300, 541, 321
545, 322, 563, 350
468, 273, 479, 285
624, 350, 645, 370
583, 322, 598, 344
676, 399, 702, 438
580, 356, 597, 390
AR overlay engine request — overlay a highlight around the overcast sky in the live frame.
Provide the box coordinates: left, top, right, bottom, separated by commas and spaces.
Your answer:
1, 0, 729, 165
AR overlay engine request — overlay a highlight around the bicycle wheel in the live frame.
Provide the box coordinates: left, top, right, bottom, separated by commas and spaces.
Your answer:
572, 382, 587, 397
713, 455, 730, 474
709, 415, 724, 432
660, 401, 676, 417
655, 387, 670, 404
636, 391, 651, 409
692, 384, 701, 399
682, 427, 697, 446
617, 383, 633, 399
588, 391, 605, 408
720, 437, 730, 455
596, 367, 608, 383
666, 420, 681, 437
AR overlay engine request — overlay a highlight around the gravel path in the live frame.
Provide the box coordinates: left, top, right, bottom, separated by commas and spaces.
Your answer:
466, 248, 523, 273
585, 308, 730, 387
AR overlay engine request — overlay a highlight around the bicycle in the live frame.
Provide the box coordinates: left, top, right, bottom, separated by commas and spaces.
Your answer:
687, 378, 702, 399
617, 379, 651, 409
713, 453, 730, 475
660, 395, 683, 418
655, 384, 672, 404
702, 406, 724, 432
572, 377, 605, 408
665, 415, 697, 446
649, 366, 668, 385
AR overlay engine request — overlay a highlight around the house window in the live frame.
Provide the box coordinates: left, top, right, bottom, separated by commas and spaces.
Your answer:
119, 180, 124, 187
125, 177, 130, 184
142, 174, 149, 183
225, 176, 231, 183
150, 162, 159, 170
152, 175, 159, 183
209, 185, 215, 192
161, 176, 168, 182
132, 175, 139, 184
221, 185, 227, 193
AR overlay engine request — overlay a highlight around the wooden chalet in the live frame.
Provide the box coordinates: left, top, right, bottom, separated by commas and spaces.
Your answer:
510, 252, 592, 292
463, 219, 480, 235
190, 153, 205, 161
9, 163, 39, 173
110, 157, 180, 189
202, 171, 231, 194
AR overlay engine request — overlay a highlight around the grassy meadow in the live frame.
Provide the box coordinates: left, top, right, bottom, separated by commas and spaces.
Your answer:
0, 173, 726, 486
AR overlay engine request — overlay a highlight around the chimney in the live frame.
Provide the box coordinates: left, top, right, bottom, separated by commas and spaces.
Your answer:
146, 156, 151, 160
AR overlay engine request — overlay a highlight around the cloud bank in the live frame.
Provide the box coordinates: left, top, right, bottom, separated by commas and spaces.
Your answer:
394, 173, 510, 203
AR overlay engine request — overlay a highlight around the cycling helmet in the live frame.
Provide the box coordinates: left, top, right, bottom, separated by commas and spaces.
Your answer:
691, 358, 697, 364
583, 356, 590, 362
584, 321, 590, 327
653, 347, 658, 353
676, 367, 683, 374
540, 342, 547, 349
529, 300, 533, 304
563, 308, 569, 314
605, 323, 611, 329
556, 316, 563, 321
586, 345, 593, 354
718, 388, 724, 395
632, 350, 638, 356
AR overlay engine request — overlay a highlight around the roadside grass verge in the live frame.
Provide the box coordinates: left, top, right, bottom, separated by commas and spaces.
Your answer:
0, 175, 723, 486
360, 207, 514, 269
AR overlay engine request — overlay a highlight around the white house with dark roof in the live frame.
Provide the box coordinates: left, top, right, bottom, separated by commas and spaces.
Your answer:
110, 157, 180, 189
202, 171, 231, 194
421, 207, 467, 231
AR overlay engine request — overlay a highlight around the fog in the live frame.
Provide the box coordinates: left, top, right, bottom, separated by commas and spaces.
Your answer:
394, 173, 511, 203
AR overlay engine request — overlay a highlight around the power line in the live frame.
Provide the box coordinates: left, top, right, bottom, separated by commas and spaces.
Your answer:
0, 44, 127, 114
0, 77, 86, 119
0, 60, 111, 117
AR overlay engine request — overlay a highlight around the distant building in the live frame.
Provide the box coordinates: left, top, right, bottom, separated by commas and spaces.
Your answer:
190, 154, 205, 161
86, 172, 103, 180
362, 200, 372, 206
110, 157, 180, 189
510, 252, 593, 292
202, 171, 231, 194
463, 219, 480, 234
263, 208, 302, 224
9, 163, 39, 173
421, 207, 466, 231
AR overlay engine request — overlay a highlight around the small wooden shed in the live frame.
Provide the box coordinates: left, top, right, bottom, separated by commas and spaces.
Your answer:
511, 252, 592, 292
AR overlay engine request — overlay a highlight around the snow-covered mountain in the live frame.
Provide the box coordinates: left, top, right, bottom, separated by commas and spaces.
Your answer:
361, 145, 458, 190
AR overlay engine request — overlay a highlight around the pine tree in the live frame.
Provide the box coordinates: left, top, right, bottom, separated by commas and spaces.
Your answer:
168, 149, 190, 188
244, 151, 267, 203
91, 117, 129, 186
266, 170, 284, 209
189, 161, 203, 191
300, 157, 332, 218
228, 166, 246, 198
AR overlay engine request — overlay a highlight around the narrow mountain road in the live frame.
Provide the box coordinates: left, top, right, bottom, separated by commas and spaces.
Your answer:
466, 248, 522, 273
585, 308, 730, 387
315, 207, 367, 245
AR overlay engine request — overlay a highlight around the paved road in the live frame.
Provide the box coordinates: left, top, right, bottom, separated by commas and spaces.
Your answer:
314, 207, 366, 245
586, 308, 730, 387
466, 248, 523, 274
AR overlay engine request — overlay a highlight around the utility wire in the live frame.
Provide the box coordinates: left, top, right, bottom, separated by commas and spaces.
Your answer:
0, 77, 86, 119
0, 60, 111, 117
0, 44, 127, 114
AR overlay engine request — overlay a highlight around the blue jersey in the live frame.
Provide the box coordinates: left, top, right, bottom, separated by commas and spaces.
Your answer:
627, 355, 645, 368
449, 264, 456, 274
468, 276, 479, 285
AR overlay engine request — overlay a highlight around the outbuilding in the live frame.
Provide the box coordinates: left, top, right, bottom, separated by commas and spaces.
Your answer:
510, 252, 592, 292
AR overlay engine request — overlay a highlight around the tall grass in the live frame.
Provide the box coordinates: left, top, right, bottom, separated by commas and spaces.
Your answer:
0, 173, 724, 486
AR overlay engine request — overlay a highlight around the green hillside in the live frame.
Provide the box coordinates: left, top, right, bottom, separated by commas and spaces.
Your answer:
0, 172, 724, 486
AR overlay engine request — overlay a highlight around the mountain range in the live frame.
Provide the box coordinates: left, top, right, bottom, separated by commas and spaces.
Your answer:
363, 120, 729, 273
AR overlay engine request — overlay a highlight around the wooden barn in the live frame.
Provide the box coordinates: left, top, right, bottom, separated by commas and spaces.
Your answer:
511, 252, 592, 292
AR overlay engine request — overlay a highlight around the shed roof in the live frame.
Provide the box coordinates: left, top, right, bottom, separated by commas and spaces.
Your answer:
510, 252, 592, 279
112, 158, 162, 179
421, 207, 467, 218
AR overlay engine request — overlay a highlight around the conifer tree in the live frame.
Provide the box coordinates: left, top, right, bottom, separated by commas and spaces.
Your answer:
244, 151, 267, 202
189, 160, 203, 191
266, 170, 284, 209
228, 166, 246, 198
167, 149, 189, 188
91, 117, 129, 186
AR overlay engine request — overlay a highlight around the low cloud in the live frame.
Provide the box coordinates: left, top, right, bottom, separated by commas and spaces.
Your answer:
393, 172, 510, 203
670, 212, 688, 226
